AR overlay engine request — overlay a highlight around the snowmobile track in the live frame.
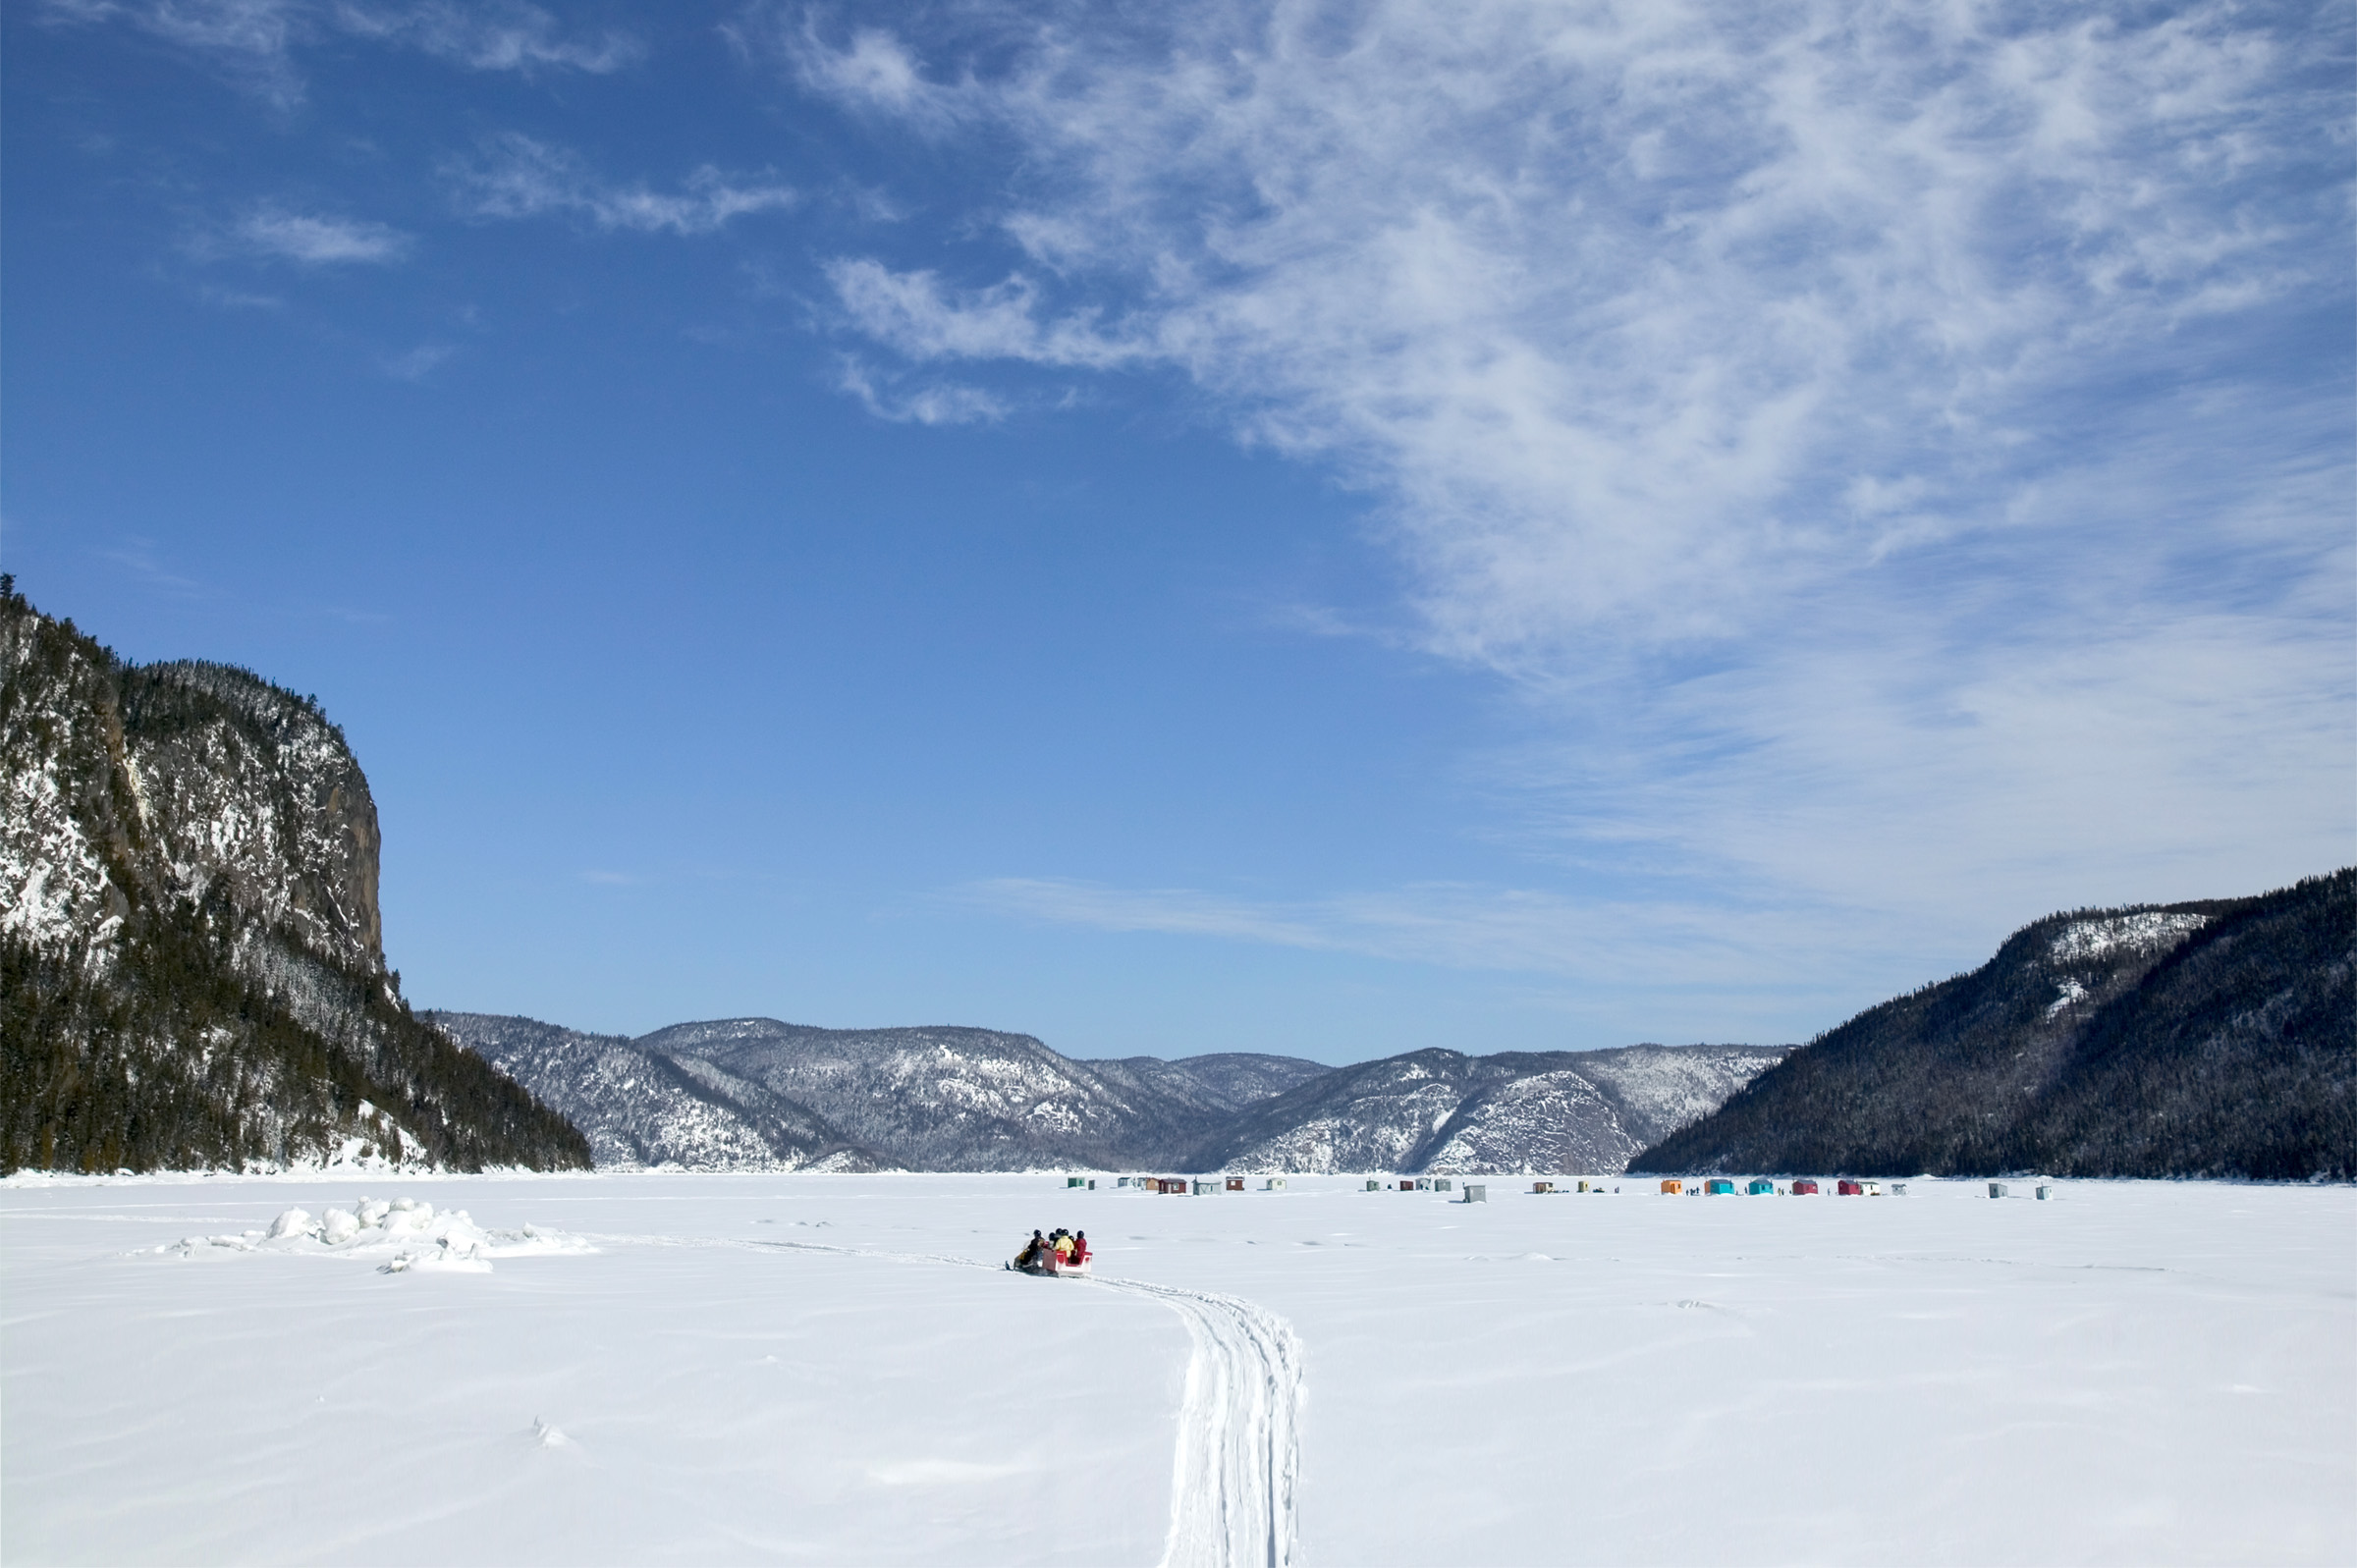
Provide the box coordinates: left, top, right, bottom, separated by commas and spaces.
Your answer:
1092, 1274, 1303, 1568
621, 1232, 1305, 1568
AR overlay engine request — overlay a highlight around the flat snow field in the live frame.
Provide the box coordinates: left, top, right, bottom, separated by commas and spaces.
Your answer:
4, 1174, 2351, 1567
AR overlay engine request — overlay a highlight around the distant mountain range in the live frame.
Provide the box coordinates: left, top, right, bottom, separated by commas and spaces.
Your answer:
8, 583, 2346, 1183
0, 583, 588, 1175
1635, 870, 2355, 1181
428, 1012, 1786, 1175
1195, 1044, 1792, 1175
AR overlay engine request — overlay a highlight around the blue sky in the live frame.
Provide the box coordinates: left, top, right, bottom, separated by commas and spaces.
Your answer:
5, 1, 2350, 1063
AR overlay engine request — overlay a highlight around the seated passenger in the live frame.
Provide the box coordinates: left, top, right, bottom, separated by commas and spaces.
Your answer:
1016, 1229, 1046, 1268
1069, 1231, 1089, 1265
1052, 1231, 1073, 1261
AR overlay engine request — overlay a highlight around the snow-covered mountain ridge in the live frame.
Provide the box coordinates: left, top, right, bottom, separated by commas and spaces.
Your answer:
433, 1010, 1784, 1175
1636, 872, 2356, 1179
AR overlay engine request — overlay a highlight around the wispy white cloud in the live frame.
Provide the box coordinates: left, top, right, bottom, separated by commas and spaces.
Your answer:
791, 2, 2340, 656
192, 283, 286, 309
381, 342, 455, 379
221, 202, 410, 263
103, 537, 207, 596
837, 356, 1007, 425
43, 0, 637, 107
952, 875, 1871, 994
735, 15, 975, 135
776, 2, 2350, 949
450, 133, 797, 236
331, 2, 640, 75
45, 0, 309, 105
826, 259, 1138, 369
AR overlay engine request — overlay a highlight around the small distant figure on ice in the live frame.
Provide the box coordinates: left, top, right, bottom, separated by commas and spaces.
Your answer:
1009, 1226, 1090, 1276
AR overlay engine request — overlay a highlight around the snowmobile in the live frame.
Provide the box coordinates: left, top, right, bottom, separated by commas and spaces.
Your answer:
1007, 1230, 1092, 1276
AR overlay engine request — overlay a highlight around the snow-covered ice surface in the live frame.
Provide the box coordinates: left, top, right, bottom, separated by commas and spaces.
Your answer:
4, 1173, 2351, 1566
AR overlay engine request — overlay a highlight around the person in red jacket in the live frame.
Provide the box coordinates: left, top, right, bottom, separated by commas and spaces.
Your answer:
1068, 1231, 1089, 1266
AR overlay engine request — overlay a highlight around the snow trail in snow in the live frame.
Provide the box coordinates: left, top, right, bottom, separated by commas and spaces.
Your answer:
1096, 1274, 1302, 1568
595, 1230, 1304, 1568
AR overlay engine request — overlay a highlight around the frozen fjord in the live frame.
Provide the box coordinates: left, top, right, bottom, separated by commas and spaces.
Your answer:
3, 1173, 2350, 1566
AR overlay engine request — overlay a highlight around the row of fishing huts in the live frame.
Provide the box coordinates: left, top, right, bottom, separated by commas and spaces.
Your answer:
1068, 1173, 2052, 1198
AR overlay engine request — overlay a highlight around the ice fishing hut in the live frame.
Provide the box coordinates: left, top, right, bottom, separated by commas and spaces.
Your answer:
1193, 1179, 1221, 1195
1836, 1179, 1865, 1196
1263, 1178, 1287, 1191
1068, 1175, 1087, 1187
1365, 1179, 1383, 1191
1704, 1178, 1735, 1196
1746, 1178, 1775, 1195
1861, 1181, 1881, 1197
1790, 1178, 1820, 1194
1988, 1182, 2008, 1199
1532, 1180, 1557, 1194
1225, 1176, 1245, 1192
1434, 1178, 1453, 1192
1413, 1177, 1431, 1190
1461, 1184, 1487, 1203
1659, 1179, 1682, 1195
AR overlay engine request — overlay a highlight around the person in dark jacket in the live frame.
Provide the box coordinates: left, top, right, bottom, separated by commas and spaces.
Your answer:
1014, 1229, 1046, 1269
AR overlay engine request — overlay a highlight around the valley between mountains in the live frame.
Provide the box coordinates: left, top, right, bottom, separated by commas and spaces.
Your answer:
5, 585, 2350, 1182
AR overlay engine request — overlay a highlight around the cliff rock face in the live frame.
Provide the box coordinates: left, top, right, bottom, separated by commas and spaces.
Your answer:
1632, 872, 2355, 1179
0, 583, 589, 1174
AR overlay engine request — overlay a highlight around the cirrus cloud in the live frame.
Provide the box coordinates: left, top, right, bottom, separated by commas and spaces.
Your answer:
449, 133, 798, 236
780, 0, 2351, 965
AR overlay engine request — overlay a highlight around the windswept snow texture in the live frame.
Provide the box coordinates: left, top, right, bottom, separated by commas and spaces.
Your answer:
7, 1173, 2349, 1566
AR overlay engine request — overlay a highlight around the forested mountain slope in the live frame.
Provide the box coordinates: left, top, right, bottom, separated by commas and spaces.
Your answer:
474, 1006, 1784, 1176
611, 1018, 1332, 1170
1633, 872, 2355, 1179
0, 583, 588, 1174
1190, 1044, 1791, 1175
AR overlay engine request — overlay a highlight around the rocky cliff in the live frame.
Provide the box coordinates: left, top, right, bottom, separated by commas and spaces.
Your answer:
0, 582, 589, 1174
